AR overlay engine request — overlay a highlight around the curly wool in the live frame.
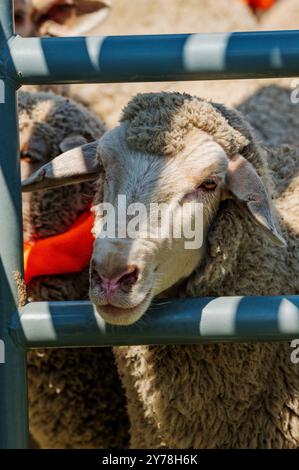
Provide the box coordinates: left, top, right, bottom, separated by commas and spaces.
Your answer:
121, 91, 273, 188
19, 91, 105, 158
121, 92, 249, 157
19, 91, 129, 449
113, 92, 299, 449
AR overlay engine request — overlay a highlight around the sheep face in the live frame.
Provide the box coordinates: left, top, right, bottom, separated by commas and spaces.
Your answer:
88, 125, 228, 325
22, 107, 285, 326
14, 0, 111, 37
22, 124, 233, 325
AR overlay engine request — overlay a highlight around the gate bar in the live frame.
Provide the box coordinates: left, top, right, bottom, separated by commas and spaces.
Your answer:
8, 30, 299, 86
10, 296, 299, 349
0, 0, 28, 449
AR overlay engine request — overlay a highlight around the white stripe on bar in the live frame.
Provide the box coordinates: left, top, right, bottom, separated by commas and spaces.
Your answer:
183, 33, 231, 72
278, 298, 299, 333
199, 296, 242, 336
86, 36, 106, 71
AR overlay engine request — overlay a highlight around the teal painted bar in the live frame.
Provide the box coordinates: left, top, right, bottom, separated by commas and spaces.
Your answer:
7, 30, 299, 85
10, 297, 299, 349
0, 0, 28, 449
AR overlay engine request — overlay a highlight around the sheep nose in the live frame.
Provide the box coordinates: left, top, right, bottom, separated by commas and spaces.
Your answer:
92, 265, 139, 294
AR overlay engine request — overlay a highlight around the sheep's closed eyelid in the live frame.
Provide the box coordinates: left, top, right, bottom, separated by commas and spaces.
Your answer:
20, 151, 45, 164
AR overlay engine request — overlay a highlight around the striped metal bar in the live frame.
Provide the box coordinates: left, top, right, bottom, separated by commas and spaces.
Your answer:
10, 297, 299, 349
7, 30, 299, 86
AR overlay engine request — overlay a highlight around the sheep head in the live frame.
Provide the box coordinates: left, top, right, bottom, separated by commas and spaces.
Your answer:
22, 93, 285, 325
19, 91, 106, 240
14, 0, 111, 37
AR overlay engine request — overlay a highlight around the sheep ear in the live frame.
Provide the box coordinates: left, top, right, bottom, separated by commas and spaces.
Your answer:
22, 140, 101, 192
226, 154, 286, 247
34, 0, 111, 37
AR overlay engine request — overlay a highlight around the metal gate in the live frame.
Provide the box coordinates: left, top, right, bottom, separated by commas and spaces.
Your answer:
0, 0, 299, 449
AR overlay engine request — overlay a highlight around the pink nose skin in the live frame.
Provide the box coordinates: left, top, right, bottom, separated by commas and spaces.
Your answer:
98, 266, 139, 296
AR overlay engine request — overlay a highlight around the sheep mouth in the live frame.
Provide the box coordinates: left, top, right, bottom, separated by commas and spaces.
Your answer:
94, 289, 153, 326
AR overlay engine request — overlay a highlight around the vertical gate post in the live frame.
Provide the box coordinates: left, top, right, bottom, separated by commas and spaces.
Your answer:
0, 0, 28, 449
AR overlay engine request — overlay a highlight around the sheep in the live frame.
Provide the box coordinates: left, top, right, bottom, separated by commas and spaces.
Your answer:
19, 90, 129, 448
23, 91, 299, 448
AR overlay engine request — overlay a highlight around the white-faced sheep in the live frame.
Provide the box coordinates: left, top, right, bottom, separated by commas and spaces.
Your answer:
23, 91, 299, 448
19, 90, 129, 448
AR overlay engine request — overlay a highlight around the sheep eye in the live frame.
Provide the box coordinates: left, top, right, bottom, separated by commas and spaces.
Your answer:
200, 178, 218, 191
20, 152, 40, 164
182, 177, 219, 203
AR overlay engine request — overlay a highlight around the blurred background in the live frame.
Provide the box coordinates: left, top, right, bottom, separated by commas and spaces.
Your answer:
13, 1, 298, 128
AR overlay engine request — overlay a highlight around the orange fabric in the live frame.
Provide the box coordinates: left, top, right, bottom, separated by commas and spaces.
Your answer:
24, 211, 95, 284
243, 0, 276, 10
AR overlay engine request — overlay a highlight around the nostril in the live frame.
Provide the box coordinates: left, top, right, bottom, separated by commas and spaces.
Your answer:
91, 263, 139, 293
118, 266, 139, 288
